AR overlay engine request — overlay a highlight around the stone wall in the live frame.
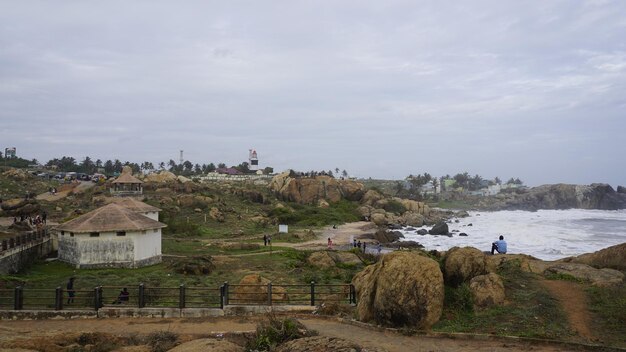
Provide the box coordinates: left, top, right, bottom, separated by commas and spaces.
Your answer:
199, 173, 272, 182
0, 236, 53, 274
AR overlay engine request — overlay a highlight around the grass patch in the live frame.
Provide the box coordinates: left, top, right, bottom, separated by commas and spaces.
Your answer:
586, 284, 626, 347
434, 263, 571, 339
268, 200, 360, 227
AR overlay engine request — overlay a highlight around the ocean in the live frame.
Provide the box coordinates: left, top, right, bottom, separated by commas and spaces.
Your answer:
399, 209, 626, 261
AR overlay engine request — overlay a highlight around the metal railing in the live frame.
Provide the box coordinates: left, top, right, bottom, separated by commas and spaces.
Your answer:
0, 229, 50, 254
1, 282, 355, 311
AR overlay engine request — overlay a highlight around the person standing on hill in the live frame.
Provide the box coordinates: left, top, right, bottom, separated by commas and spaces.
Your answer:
491, 235, 507, 255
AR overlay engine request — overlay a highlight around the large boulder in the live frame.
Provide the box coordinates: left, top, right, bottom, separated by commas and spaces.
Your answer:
444, 247, 488, 286
373, 229, 403, 244
209, 207, 225, 222
231, 274, 288, 304
618, 185, 626, 194
307, 251, 336, 268
399, 211, 425, 227
562, 243, 626, 271
352, 252, 444, 329
370, 213, 388, 226
269, 171, 365, 205
328, 251, 362, 265
544, 263, 624, 287
145, 171, 177, 183
361, 190, 385, 206
469, 273, 505, 308
429, 222, 449, 236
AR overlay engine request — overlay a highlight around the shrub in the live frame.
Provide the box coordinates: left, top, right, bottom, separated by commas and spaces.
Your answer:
245, 313, 313, 351
145, 331, 178, 352
382, 199, 406, 215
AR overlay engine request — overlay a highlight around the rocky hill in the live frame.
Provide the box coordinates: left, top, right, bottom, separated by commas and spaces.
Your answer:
476, 183, 626, 211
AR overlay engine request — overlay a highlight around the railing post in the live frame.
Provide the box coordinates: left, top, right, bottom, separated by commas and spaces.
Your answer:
138, 283, 145, 308
179, 284, 186, 309
94, 286, 101, 311
224, 282, 229, 306
14, 286, 23, 310
219, 284, 224, 309
55, 287, 63, 310
267, 282, 272, 306
350, 284, 356, 304
310, 281, 315, 306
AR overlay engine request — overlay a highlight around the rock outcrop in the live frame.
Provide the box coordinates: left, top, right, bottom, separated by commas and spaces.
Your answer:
469, 273, 505, 308
269, 171, 365, 205
352, 252, 444, 329
144, 171, 178, 183
562, 243, 626, 271
429, 222, 449, 236
617, 186, 626, 194
443, 247, 488, 286
544, 263, 624, 287
478, 183, 626, 210
231, 274, 288, 303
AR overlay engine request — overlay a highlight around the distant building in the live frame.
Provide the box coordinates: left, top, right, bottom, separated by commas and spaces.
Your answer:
55, 203, 166, 269
111, 170, 143, 196
249, 149, 259, 171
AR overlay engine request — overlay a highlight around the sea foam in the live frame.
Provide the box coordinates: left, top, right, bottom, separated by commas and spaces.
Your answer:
400, 209, 626, 261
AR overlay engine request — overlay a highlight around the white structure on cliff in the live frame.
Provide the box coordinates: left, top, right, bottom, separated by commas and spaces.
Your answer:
249, 149, 259, 171
54, 203, 166, 269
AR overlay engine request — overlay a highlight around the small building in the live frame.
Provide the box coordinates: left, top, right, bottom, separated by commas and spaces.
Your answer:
55, 203, 166, 269
111, 171, 143, 196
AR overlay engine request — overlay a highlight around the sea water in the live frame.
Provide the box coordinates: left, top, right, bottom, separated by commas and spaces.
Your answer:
399, 209, 626, 261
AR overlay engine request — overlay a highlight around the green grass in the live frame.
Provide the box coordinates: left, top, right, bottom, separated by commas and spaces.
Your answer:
268, 200, 360, 227
586, 284, 626, 347
434, 262, 571, 339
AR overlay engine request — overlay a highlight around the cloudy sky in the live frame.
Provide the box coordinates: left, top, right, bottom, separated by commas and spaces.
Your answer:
1, 1, 625, 186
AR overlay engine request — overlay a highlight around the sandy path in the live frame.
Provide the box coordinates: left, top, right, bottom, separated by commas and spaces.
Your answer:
0, 316, 591, 352
280, 221, 377, 250
300, 319, 584, 352
542, 280, 595, 341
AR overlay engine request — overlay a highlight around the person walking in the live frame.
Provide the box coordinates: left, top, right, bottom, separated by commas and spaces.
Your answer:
263, 234, 267, 246
327, 237, 333, 250
66, 277, 75, 304
377, 242, 382, 255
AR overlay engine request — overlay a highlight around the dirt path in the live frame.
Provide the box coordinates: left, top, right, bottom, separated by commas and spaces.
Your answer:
35, 181, 95, 202
279, 221, 377, 250
541, 280, 595, 341
0, 316, 589, 352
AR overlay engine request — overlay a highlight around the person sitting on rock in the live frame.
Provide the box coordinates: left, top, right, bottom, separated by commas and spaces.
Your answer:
491, 235, 507, 255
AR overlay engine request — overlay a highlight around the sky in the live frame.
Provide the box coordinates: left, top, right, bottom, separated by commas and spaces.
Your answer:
1, 1, 625, 187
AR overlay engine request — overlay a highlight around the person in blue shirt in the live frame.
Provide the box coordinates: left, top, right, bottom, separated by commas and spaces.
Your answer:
491, 235, 507, 255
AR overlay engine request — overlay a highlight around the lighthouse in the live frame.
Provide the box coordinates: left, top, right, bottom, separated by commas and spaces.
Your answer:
249, 149, 259, 171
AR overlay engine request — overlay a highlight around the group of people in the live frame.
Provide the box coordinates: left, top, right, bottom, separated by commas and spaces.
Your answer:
262, 234, 272, 246
48, 187, 58, 195
13, 211, 47, 226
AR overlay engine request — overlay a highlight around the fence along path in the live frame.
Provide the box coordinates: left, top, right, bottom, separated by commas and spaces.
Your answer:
1, 282, 356, 311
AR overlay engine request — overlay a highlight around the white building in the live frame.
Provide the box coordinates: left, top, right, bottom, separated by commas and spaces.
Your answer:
55, 203, 166, 269
249, 149, 259, 171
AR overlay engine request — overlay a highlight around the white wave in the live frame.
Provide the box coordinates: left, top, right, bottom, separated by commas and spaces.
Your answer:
400, 209, 626, 260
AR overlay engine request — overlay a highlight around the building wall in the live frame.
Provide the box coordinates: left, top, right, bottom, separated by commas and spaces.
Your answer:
133, 229, 161, 261
200, 173, 272, 182
58, 230, 161, 268
142, 211, 159, 221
